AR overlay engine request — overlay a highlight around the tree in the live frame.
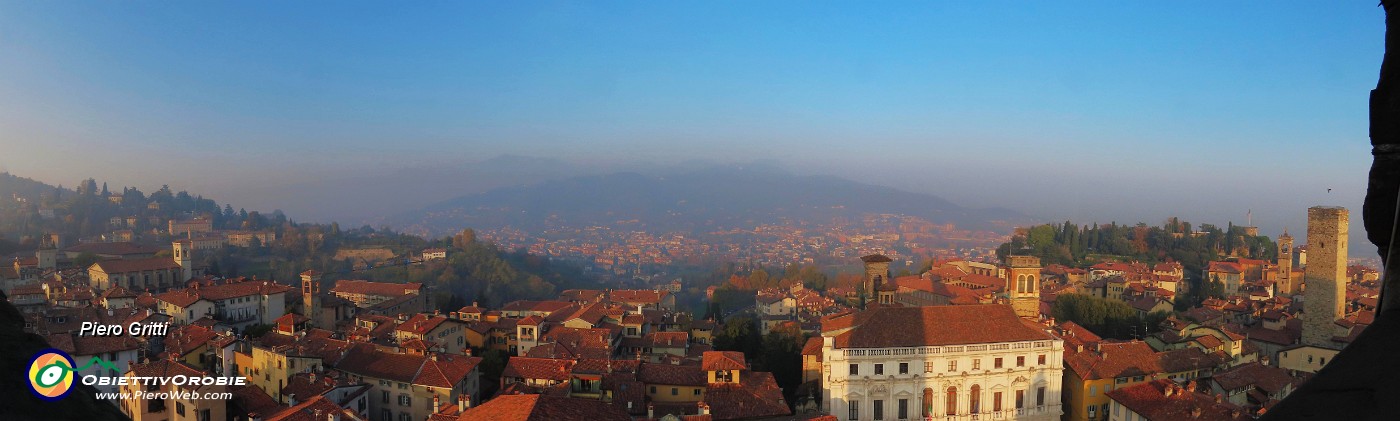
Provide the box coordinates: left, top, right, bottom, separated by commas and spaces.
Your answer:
749, 268, 771, 289
73, 252, 100, 269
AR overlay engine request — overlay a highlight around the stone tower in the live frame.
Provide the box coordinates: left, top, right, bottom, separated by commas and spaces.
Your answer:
1006, 255, 1042, 319
860, 254, 892, 305
36, 233, 58, 271
172, 240, 194, 282
1302, 206, 1348, 349
301, 270, 322, 327
1276, 229, 1295, 296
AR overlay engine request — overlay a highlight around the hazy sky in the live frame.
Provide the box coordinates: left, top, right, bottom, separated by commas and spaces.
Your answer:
0, 2, 1386, 255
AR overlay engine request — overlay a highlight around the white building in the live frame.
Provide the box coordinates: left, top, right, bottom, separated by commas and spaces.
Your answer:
820, 304, 1064, 421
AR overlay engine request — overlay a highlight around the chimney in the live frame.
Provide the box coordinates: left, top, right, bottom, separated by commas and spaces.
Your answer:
433, 395, 441, 414
309, 373, 316, 382
647, 403, 654, 419
463, 348, 472, 357
430, 353, 438, 361
462, 395, 471, 410
1214, 394, 1223, 403
698, 402, 710, 415
457, 394, 468, 414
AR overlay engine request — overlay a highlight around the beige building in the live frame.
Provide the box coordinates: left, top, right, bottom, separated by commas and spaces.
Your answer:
336, 347, 483, 421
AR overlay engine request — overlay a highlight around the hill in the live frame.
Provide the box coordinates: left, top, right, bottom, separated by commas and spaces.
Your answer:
391, 163, 1030, 237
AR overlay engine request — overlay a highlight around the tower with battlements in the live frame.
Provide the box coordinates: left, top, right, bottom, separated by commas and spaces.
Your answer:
1302, 207, 1348, 349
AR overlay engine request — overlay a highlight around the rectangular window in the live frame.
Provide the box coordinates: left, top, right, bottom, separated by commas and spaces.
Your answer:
671, 388, 678, 396
899, 363, 908, 374
848, 401, 859, 420
972, 359, 981, 370
1037, 387, 1045, 406
176, 402, 186, 416
382, 391, 389, 403
994, 358, 1003, 369
1088, 405, 1098, 419
694, 389, 701, 396
993, 392, 1002, 411
924, 362, 932, 373
1015, 390, 1024, 409
875, 364, 884, 375
873, 399, 884, 420
1038, 354, 1047, 365
947, 360, 956, 372
1016, 356, 1025, 367
898, 399, 908, 419
399, 394, 411, 407
1089, 385, 1097, 396
1132, 375, 1145, 382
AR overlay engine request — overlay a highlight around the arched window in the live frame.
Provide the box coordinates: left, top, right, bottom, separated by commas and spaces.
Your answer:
1016, 275, 1026, 292
922, 388, 933, 417
946, 387, 957, 416
1027, 275, 1036, 289
970, 385, 981, 413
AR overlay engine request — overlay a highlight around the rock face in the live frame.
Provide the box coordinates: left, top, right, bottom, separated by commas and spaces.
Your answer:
0, 290, 130, 421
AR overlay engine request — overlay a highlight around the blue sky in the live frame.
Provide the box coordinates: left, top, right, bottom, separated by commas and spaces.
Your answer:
0, 2, 1386, 254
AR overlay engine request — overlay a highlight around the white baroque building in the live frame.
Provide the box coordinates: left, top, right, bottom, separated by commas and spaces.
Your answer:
821, 304, 1064, 421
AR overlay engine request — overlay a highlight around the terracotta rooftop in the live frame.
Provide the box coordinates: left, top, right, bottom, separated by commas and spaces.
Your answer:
701, 351, 747, 371
1106, 379, 1249, 421
823, 304, 1055, 348
450, 394, 632, 421
91, 257, 181, 274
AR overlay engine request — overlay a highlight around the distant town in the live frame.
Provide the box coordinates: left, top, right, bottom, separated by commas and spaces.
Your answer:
0, 173, 1385, 421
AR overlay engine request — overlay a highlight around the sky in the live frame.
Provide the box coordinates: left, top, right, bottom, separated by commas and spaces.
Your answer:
0, 2, 1387, 256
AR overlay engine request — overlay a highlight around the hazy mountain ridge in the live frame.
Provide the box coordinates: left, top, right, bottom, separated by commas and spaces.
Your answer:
392, 164, 1031, 236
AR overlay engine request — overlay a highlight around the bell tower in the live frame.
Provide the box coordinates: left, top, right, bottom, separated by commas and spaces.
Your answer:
860, 254, 892, 305
1276, 229, 1295, 296
172, 240, 194, 282
301, 270, 322, 327
1006, 255, 1042, 319
36, 233, 58, 271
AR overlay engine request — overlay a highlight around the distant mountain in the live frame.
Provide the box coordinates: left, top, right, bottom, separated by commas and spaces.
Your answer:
390, 164, 1030, 236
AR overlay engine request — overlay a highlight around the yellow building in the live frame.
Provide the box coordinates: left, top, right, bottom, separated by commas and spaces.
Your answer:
1062, 342, 1226, 421
119, 359, 228, 421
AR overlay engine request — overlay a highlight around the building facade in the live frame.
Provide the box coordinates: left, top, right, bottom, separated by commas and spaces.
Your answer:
820, 305, 1064, 421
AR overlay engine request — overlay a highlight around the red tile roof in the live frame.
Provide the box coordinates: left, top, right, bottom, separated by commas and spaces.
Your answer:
638, 362, 707, 386
1211, 362, 1294, 395
504, 357, 574, 382
92, 257, 181, 273
451, 394, 632, 421
1106, 380, 1249, 421
609, 289, 669, 304
703, 371, 791, 420
701, 351, 747, 372
336, 345, 481, 388
823, 304, 1054, 348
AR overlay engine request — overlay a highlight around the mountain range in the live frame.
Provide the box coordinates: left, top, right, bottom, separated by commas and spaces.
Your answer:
388, 163, 1031, 237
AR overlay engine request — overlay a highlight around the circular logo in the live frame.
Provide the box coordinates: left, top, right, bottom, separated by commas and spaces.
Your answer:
27, 348, 76, 401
